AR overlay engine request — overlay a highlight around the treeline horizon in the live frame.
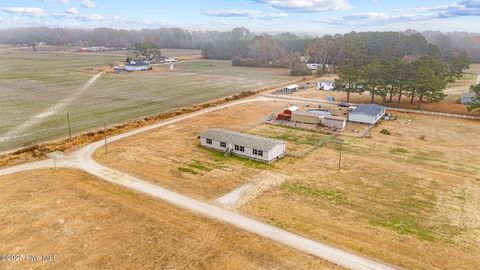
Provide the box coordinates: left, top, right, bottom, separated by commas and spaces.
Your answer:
1, 27, 480, 62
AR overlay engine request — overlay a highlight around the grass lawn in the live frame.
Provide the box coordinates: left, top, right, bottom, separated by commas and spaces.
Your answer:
0, 47, 292, 152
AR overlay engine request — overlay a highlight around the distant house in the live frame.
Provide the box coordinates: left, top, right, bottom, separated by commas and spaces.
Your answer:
163, 57, 179, 63
461, 92, 475, 104
307, 63, 321, 70
317, 82, 335, 91
200, 128, 286, 163
348, 104, 386, 124
125, 60, 153, 72
280, 84, 299, 94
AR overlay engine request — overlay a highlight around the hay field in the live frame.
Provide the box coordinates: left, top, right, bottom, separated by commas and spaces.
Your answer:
0, 168, 338, 270
0, 46, 291, 152
94, 99, 480, 269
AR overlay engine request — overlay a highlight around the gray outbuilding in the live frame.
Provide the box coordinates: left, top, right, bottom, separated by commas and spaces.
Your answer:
200, 128, 286, 163
323, 116, 347, 130
461, 92, 475, 104
348, 104, 386, 124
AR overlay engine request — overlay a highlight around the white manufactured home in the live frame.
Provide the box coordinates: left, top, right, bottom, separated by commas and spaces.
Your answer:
125, 60, 152, 72
348, 104, 386, 124
200, 129, 286, 163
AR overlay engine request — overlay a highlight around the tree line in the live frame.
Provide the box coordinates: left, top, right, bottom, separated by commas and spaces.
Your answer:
334, 53, 471, 109
423, 31, 480, 63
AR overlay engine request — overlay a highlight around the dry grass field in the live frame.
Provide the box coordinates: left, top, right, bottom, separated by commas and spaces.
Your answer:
0, 168, 339, 270
94, 100, 292, 201
0, 46, 292, 152
242, 114, 480, 270
94, 99, 480, 269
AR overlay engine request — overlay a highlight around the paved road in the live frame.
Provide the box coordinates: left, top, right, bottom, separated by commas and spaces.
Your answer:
0, 96, 400, 270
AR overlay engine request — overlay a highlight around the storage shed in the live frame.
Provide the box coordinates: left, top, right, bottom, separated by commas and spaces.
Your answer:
291, 111, 321, 125
283, 106, 299, 115
280, 84, 299, 94
317, 82, 335, 91
348, 104, 386, 124
323, 116, 347, 130
277, 113, 291, 121
200, 129, 286, 163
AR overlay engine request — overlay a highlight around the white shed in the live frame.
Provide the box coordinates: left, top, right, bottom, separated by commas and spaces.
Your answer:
317, 82, 335, 91
200, 129, 286, 163
348, 104, 386, 124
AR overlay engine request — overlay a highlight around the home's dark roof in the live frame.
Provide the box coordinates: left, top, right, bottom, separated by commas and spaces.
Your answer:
201, 128, 285, 151
350, 104, 385, 117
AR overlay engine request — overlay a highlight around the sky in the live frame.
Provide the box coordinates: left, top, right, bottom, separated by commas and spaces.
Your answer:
1, 0, 480, 34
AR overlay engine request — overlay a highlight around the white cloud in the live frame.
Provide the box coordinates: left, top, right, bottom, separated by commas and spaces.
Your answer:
83, 14, 103, 21
204, 9, 262, 17
318, 0, 480, 26
65, 7, 79, 15
254, 0, 352, 12
58, 0, 69, 4
257, 13, 288, 20
208, 19, 231, 26
1, 7, 46, 17
80, 0, 97, 8
203, 9, 287, 20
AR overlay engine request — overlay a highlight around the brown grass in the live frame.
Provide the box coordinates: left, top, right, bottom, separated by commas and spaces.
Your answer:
94, 98, 480, 269
0, 168, 340, 270
0, 76, 307, 169
94, 101, 292, 201
242, 113, 480, 270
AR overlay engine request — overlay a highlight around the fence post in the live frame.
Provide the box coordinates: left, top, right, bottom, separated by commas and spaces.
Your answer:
67, 112, 72, 140
104, 120, 108, 156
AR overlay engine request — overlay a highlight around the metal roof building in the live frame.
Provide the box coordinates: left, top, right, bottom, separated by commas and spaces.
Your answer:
200, 129, 286, 163
461, 92, 475, 104
348, 104, 386, 124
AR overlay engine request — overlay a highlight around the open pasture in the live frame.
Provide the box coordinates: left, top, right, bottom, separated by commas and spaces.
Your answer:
0, 47, 292, 152
94, 98, 480, 270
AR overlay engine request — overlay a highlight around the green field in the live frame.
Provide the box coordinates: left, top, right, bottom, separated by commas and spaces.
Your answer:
0, 46, 292, 152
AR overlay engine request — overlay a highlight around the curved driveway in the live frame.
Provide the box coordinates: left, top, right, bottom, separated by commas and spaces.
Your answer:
0, 97, 400, 270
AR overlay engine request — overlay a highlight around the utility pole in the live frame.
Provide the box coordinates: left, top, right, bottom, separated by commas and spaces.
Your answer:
67, 112, 72, 140
337, 139, 343, 171
104, 120, 108, 156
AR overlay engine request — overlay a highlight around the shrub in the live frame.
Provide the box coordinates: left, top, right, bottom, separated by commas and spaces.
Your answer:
380, 129, 391, 135
290, 68, 312, 76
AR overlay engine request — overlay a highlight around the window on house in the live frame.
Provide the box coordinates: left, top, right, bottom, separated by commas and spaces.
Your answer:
235, 145, 244, 152
206, 138, 212, 145
220, 142, 226, 148
253, 149, 263, 156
